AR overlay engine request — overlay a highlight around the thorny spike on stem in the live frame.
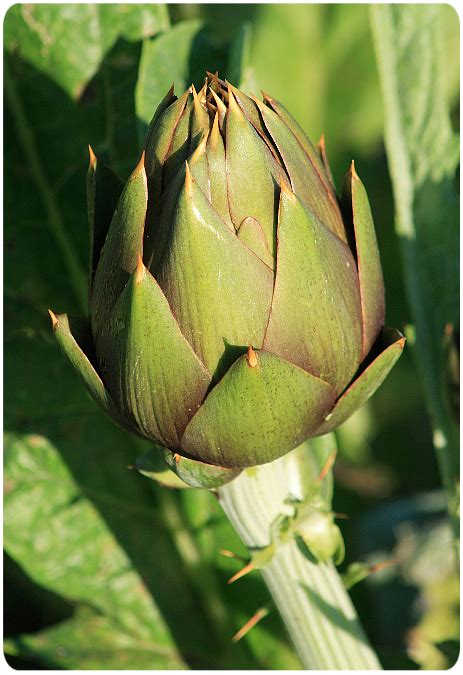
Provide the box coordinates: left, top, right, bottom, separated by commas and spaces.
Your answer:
48, 309, 58, 330
88, 144, 97, 170
227, 561, 255, 585
232, 607, 270, 643
219, 549, 248, 563
369, 559, 398, 574
317, 449, 337, 482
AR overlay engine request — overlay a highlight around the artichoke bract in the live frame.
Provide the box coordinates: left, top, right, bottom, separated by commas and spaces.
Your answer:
50, 73, 404, 485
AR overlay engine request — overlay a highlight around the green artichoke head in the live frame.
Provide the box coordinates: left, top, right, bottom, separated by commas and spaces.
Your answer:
50, 73, 404, 486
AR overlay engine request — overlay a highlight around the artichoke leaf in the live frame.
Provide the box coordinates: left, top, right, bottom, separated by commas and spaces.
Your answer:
86, 148, 124, 290
144, 88, 190, 199
342, 163, 385, 359
255, 99, 346, 242
262, 94, 337, 201
163, 448, 242, 489
226, 88, 279, 256
237, 217, 275, 270
317, 134, 336, 191
206, 113, 234, 230
102, 259, 211, 448
181, 348, 336, 468
314, 327, 405, 436
161, 99, 193, 190
156, 168, 274, 378
90, 154, 148, 345
135, 447, 192, 490
264, 188, 362, 393
48, 311, 130, 432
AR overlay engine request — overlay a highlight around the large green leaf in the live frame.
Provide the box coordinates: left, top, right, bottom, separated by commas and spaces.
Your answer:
4, 4, 169, 98
370, 4, 459, 534
4, 607, 183, 670
136, 20, 224, 125
4, 433, 186, 669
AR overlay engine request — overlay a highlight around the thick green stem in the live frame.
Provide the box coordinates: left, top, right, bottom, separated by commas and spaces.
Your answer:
218, 443, 381, 670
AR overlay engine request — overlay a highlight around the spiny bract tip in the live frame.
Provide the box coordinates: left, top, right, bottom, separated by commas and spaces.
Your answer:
135, 254, 145, 284
184, 161, 193, 195
48, 309, 59, 330
88, 144, 97, 169
131, 151, 146, 179
246, 346, 258, 368
350, 160, 360, 181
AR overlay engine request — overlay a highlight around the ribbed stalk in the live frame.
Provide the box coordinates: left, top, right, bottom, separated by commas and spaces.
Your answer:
218, 442, 381, 670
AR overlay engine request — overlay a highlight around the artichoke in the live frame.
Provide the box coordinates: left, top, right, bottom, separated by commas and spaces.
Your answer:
50, 74, 404, 486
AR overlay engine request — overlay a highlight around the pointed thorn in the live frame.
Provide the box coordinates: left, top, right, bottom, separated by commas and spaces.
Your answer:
131, 151, 146, 180
219, 549, 248, 562
246, 346, 258, 368
261, 90, 272, 102
191, 132, 208, 165
192, 83, 201, 108
317, 132, 326, 153
232, 607, 269, 643
88, 144, 97, 170
227, 561, 255, 585
369, 559, 399, 574
48, 309, 59, 330
249, 92, 265, 110
209, 112, 221, 151
279, 176, 295, 200
135, 254, 144, 284
210, 89, 227, 114
198, 80, 208, 104
317, 449, 337, 482
350, 159, 359, 181
185, 161, 193, 196
173, 452, 181, 464
226, 84, 239, 112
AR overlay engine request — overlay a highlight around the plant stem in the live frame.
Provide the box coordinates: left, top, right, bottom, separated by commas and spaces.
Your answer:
218, 443, 381, 670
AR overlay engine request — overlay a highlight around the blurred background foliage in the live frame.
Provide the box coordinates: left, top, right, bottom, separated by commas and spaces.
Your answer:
3, 3, 459, 670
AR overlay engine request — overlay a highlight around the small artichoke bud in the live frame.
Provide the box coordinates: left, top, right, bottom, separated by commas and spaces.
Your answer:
50, 74, 404, 476
297, 509, 344, 564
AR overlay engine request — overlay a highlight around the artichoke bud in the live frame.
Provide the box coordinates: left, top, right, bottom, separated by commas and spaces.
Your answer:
50, 73, 404, 475
297, 508, 344, 564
